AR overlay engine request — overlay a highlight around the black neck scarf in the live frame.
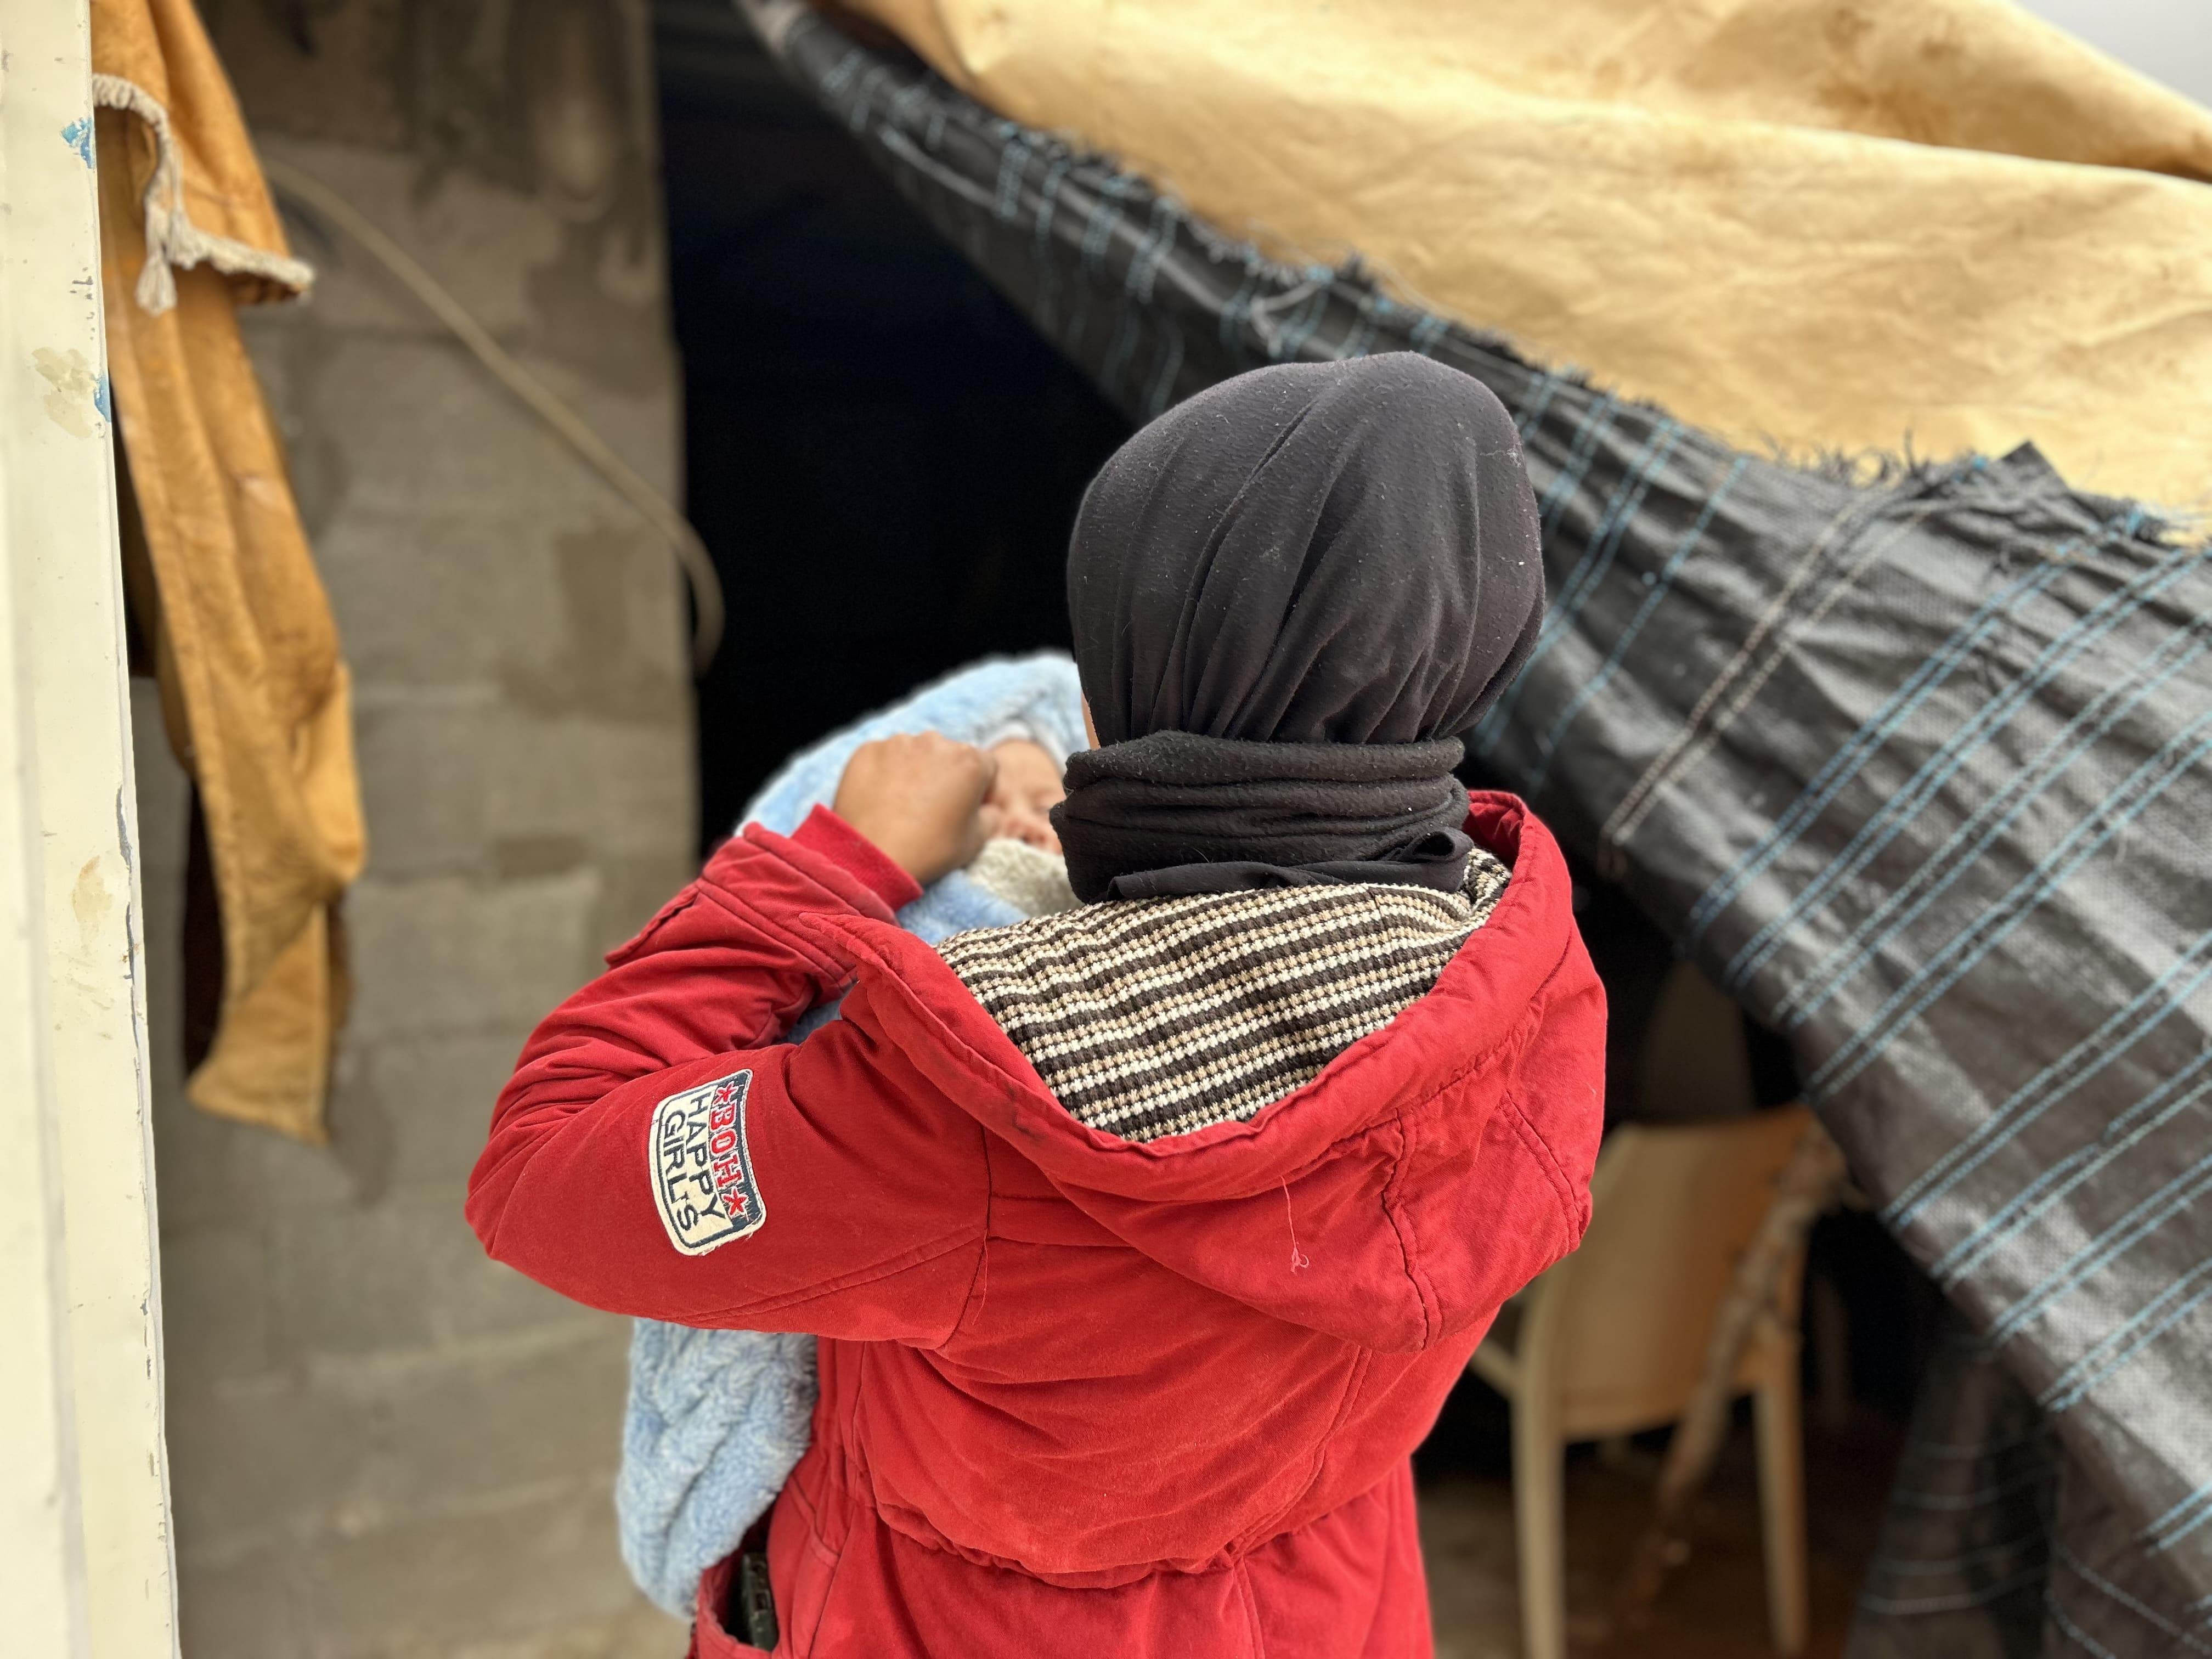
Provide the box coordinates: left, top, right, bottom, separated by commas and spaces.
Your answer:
1051, 355, 1546, 904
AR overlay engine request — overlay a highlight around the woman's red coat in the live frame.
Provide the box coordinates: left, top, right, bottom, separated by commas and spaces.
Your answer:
466, 792, 1605, 1657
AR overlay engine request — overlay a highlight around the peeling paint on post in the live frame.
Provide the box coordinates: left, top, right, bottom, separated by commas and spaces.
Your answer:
32, 346, 109, 438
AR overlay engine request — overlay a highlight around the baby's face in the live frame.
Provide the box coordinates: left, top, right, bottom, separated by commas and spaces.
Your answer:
981, 738, 1065, 854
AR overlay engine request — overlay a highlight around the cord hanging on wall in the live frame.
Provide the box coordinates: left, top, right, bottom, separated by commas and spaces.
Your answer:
263, 155, 728, 674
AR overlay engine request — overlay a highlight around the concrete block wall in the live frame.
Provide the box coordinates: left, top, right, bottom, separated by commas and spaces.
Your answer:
135, 7, 694, 1651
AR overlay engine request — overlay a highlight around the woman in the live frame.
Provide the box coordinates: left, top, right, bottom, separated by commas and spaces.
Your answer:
467, 354, 1605, 1657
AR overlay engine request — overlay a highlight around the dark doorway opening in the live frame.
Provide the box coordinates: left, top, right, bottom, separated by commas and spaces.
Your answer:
654, 2, 1133, 850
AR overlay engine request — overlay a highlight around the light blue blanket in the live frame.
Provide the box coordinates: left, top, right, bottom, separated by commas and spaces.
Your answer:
616, 652, 1087, 1615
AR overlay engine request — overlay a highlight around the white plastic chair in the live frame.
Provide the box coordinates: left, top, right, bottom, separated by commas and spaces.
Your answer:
1469, 1101, 1815, 1659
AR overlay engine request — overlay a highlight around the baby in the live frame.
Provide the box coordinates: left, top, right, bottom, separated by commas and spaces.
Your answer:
833, 731, 1069, 887
979, 737, 1065, 853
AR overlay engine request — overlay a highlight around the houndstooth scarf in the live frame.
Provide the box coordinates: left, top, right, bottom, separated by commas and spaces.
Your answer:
940, 849, 1511, 1143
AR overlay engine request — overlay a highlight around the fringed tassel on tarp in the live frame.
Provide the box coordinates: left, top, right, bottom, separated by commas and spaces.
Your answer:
90, 71, 313, 314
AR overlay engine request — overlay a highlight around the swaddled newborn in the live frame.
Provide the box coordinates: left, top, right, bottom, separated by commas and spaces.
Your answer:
968, 737, 1079, 915
618, 653, 1086, 1616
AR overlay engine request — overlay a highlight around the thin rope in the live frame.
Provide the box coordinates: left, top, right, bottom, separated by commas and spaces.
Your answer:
1283, 1180, 1310, 1273
260, 156, 726, 673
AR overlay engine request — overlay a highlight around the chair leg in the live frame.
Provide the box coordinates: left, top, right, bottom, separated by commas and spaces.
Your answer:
1753, 1343, 1810, 1656
1809, 1271, 1853, 1434
1512, 1393, 1567, 1659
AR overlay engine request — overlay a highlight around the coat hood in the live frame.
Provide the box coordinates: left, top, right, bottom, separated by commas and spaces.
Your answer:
801, 793, 1602, 1355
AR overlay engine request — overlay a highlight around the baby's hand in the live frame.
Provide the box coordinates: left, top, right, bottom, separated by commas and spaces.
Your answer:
833, 734, 998, 885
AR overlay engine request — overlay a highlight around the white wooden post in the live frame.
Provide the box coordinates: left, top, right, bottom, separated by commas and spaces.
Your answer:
0, 3, 180, 1654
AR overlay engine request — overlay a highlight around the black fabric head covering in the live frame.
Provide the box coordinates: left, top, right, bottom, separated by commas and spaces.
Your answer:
1052, 353, 1546, 902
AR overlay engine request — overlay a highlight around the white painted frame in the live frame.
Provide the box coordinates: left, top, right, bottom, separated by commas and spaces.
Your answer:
0, 4, 180, 1655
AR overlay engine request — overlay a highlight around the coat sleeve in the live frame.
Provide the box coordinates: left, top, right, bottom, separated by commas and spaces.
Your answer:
465, 808, 990, 1341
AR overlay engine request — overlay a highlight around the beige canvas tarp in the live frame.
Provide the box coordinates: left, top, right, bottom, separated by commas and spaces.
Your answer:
840, 0, 2212, 510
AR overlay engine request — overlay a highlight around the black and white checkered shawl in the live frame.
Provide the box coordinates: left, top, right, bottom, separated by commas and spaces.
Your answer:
938, 854, 1511, 1144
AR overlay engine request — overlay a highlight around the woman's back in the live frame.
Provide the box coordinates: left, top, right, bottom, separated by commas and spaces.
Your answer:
805, 794, 1599, 1586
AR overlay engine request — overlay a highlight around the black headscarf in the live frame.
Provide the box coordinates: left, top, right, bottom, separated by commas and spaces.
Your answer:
1052, 354, 1545, 902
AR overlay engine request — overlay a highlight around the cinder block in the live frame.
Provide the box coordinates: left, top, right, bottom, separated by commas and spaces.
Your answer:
151, 1074, 354, 1229
352, 694, 691, 885
205, 3, 410, 153
589, 854, 699, 961
483, 713, 692, 870
431, 1597, 684, 1659
165, 1320, 630, 1554
267, 1193, 592, 1362
174, 1482, 677, 1659
342, 1324, 633, 1522
152, 1073, 273, 1232
293, 1479, 653, 1654
349, 686, 500, 879
344, 871, 603, 1042
159, 1222, 273, 1389
321, 520, 674, 696
244, 137, 565, 342
166, 1369, 353, 1552
172, 1537, 310, 1659
320, 511, 684, 726
499, 354, 685, 515
495, 525, 688, 726
328, 1029, 527, 1201
314, 507, 566, 692
269, 335, 633, 533
240, 341, 688, 725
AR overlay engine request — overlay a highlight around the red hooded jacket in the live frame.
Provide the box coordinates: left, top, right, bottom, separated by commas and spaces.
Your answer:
467, 791, 1604, 1658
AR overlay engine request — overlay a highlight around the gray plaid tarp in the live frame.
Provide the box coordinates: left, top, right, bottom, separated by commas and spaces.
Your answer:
741, 5, 2212, 1649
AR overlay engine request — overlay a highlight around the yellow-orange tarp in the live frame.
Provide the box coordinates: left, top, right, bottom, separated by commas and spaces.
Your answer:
845, 0, 2212, 509
94, 0, 365, 1141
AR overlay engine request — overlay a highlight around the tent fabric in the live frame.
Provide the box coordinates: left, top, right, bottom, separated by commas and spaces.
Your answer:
1848, 1314, 2057, 1656
820, 0, 2212, 514
745, 6, 2212, 1652
94, 0, 365, 1141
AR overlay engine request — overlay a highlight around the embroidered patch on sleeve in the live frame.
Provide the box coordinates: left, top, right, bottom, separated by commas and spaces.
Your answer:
648, 1069, 765, 1256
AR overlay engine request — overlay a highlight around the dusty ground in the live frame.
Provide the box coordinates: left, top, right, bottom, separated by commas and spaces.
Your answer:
1421, 1412, 1901, 1659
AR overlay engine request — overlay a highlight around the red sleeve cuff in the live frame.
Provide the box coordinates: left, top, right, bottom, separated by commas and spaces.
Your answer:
789, 805, 923, 912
